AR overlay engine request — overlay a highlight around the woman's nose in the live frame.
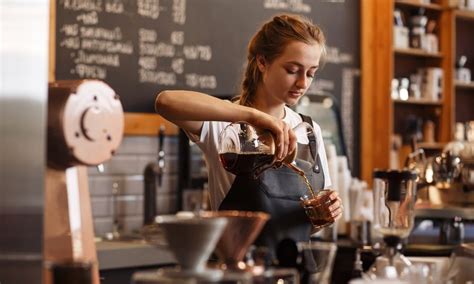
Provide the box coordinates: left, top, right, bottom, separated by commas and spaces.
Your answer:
295, 75, 309, 89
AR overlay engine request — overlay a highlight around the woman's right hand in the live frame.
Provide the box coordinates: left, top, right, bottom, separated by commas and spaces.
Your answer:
250, 111, 297, 162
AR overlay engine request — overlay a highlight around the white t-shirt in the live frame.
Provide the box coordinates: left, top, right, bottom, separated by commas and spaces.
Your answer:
187, 105, 332, 210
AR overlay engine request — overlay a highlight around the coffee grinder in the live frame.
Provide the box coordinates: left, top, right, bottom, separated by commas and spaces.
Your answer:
370, 169, 418, 279
44, 80, 124, 284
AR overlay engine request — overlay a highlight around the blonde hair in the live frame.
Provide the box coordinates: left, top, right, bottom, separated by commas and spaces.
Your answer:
237, 14, 326, 106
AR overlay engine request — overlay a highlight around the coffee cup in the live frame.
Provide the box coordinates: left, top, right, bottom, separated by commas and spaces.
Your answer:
300, 190, 335, 229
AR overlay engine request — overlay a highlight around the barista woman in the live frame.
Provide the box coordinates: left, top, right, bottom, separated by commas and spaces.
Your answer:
155, 14, 342, 260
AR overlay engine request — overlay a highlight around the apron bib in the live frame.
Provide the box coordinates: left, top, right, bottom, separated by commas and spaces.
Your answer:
218, 113, 325, 260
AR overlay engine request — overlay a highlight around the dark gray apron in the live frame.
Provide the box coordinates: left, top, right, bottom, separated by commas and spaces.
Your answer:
218, 114, 325, 259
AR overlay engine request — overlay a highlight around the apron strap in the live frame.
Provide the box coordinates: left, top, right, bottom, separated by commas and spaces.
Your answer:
299, 113, 320, 174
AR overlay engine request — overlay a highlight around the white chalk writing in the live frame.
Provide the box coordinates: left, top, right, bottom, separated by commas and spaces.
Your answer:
60, 37, 81, 49
138, 56, 157, 70
263, 0, 311, 13
185, 73, 217, 89
172, 0, 186, 24
183, 45, 212, 60
324, 46, 353, 64
76, 11, 99, 25
137, 0, 161, 19
81, 39, 133, 54
139, 28, 157, 43
59, 0, 220, 90
139, 42, 175, 57
75, 64, 107, 79
105, 0, 124, 13
139, 69, 176, 85
80, 26, 122, 40
61, 0, 103, 12
61, 24, 79, 36
170, 31, 184, 45
75, 50, 120, 67
341, 68, 360, 170
306, 79, 335, 95
171, 58, 184, 74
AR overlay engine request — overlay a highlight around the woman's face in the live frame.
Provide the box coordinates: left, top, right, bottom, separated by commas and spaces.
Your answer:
257, 41, 322, 107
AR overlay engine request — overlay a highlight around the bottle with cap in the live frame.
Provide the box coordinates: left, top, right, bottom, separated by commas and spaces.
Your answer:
444, 122, 465, 156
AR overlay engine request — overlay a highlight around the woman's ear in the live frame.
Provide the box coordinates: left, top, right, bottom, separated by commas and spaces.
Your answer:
256, 55, 266, 72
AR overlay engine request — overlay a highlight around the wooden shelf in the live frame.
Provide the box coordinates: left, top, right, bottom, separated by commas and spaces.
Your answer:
417, 142, 445, 149
455, 81, 474, 89
394, 48, 443, 58
361, 0, 454, 184
456, 9, 474, 21
393, 98, 443, 105
395, 0, 443, 11
124, 113, 178, 136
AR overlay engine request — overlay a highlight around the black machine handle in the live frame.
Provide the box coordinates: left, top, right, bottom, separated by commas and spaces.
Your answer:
143, 126, 166, 226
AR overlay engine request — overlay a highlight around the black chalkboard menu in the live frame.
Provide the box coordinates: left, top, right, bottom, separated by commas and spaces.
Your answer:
55, 0, 359, 111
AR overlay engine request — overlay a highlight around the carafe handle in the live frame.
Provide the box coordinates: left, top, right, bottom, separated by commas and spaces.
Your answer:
256, 121, 316, 177
292, 121, 314, 133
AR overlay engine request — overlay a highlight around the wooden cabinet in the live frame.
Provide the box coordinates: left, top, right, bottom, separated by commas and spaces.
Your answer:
454, 9, 474, 123
361, 0, 473, 182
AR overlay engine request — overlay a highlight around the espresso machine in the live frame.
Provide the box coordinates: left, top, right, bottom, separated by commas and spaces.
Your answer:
369, 169, 418, 279
406, 122, 474, 245
45, 80, 124, 283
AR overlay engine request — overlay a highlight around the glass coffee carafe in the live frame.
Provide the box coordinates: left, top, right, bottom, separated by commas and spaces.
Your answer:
218, 121, 314, 178
370, 169, 418, 279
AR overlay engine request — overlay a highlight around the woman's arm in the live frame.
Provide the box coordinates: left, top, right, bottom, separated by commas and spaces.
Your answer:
155, 90, 254, 136
155, 90, 295, 160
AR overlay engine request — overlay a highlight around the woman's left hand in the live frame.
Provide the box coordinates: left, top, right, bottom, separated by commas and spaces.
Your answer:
308, 190, 343, 235
325, 190, 343, 221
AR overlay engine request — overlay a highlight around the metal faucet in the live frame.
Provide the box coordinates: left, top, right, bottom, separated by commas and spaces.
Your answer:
111, 182, 121, 239
143, 126, 165, 225
96, 163, 105, 173
104, 182, 121, 240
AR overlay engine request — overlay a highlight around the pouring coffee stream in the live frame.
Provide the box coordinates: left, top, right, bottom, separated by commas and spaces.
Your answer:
286, 162, 316, 197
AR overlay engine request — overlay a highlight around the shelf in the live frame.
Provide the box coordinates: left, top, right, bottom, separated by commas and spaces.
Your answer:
395, 0, 443, 11
417, 142, 445, 149
361, 1, 456, 184
393, 98, 443, 105
455, 81, 474, 89
394, 48, 443, 58
456, 9, 474, 21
